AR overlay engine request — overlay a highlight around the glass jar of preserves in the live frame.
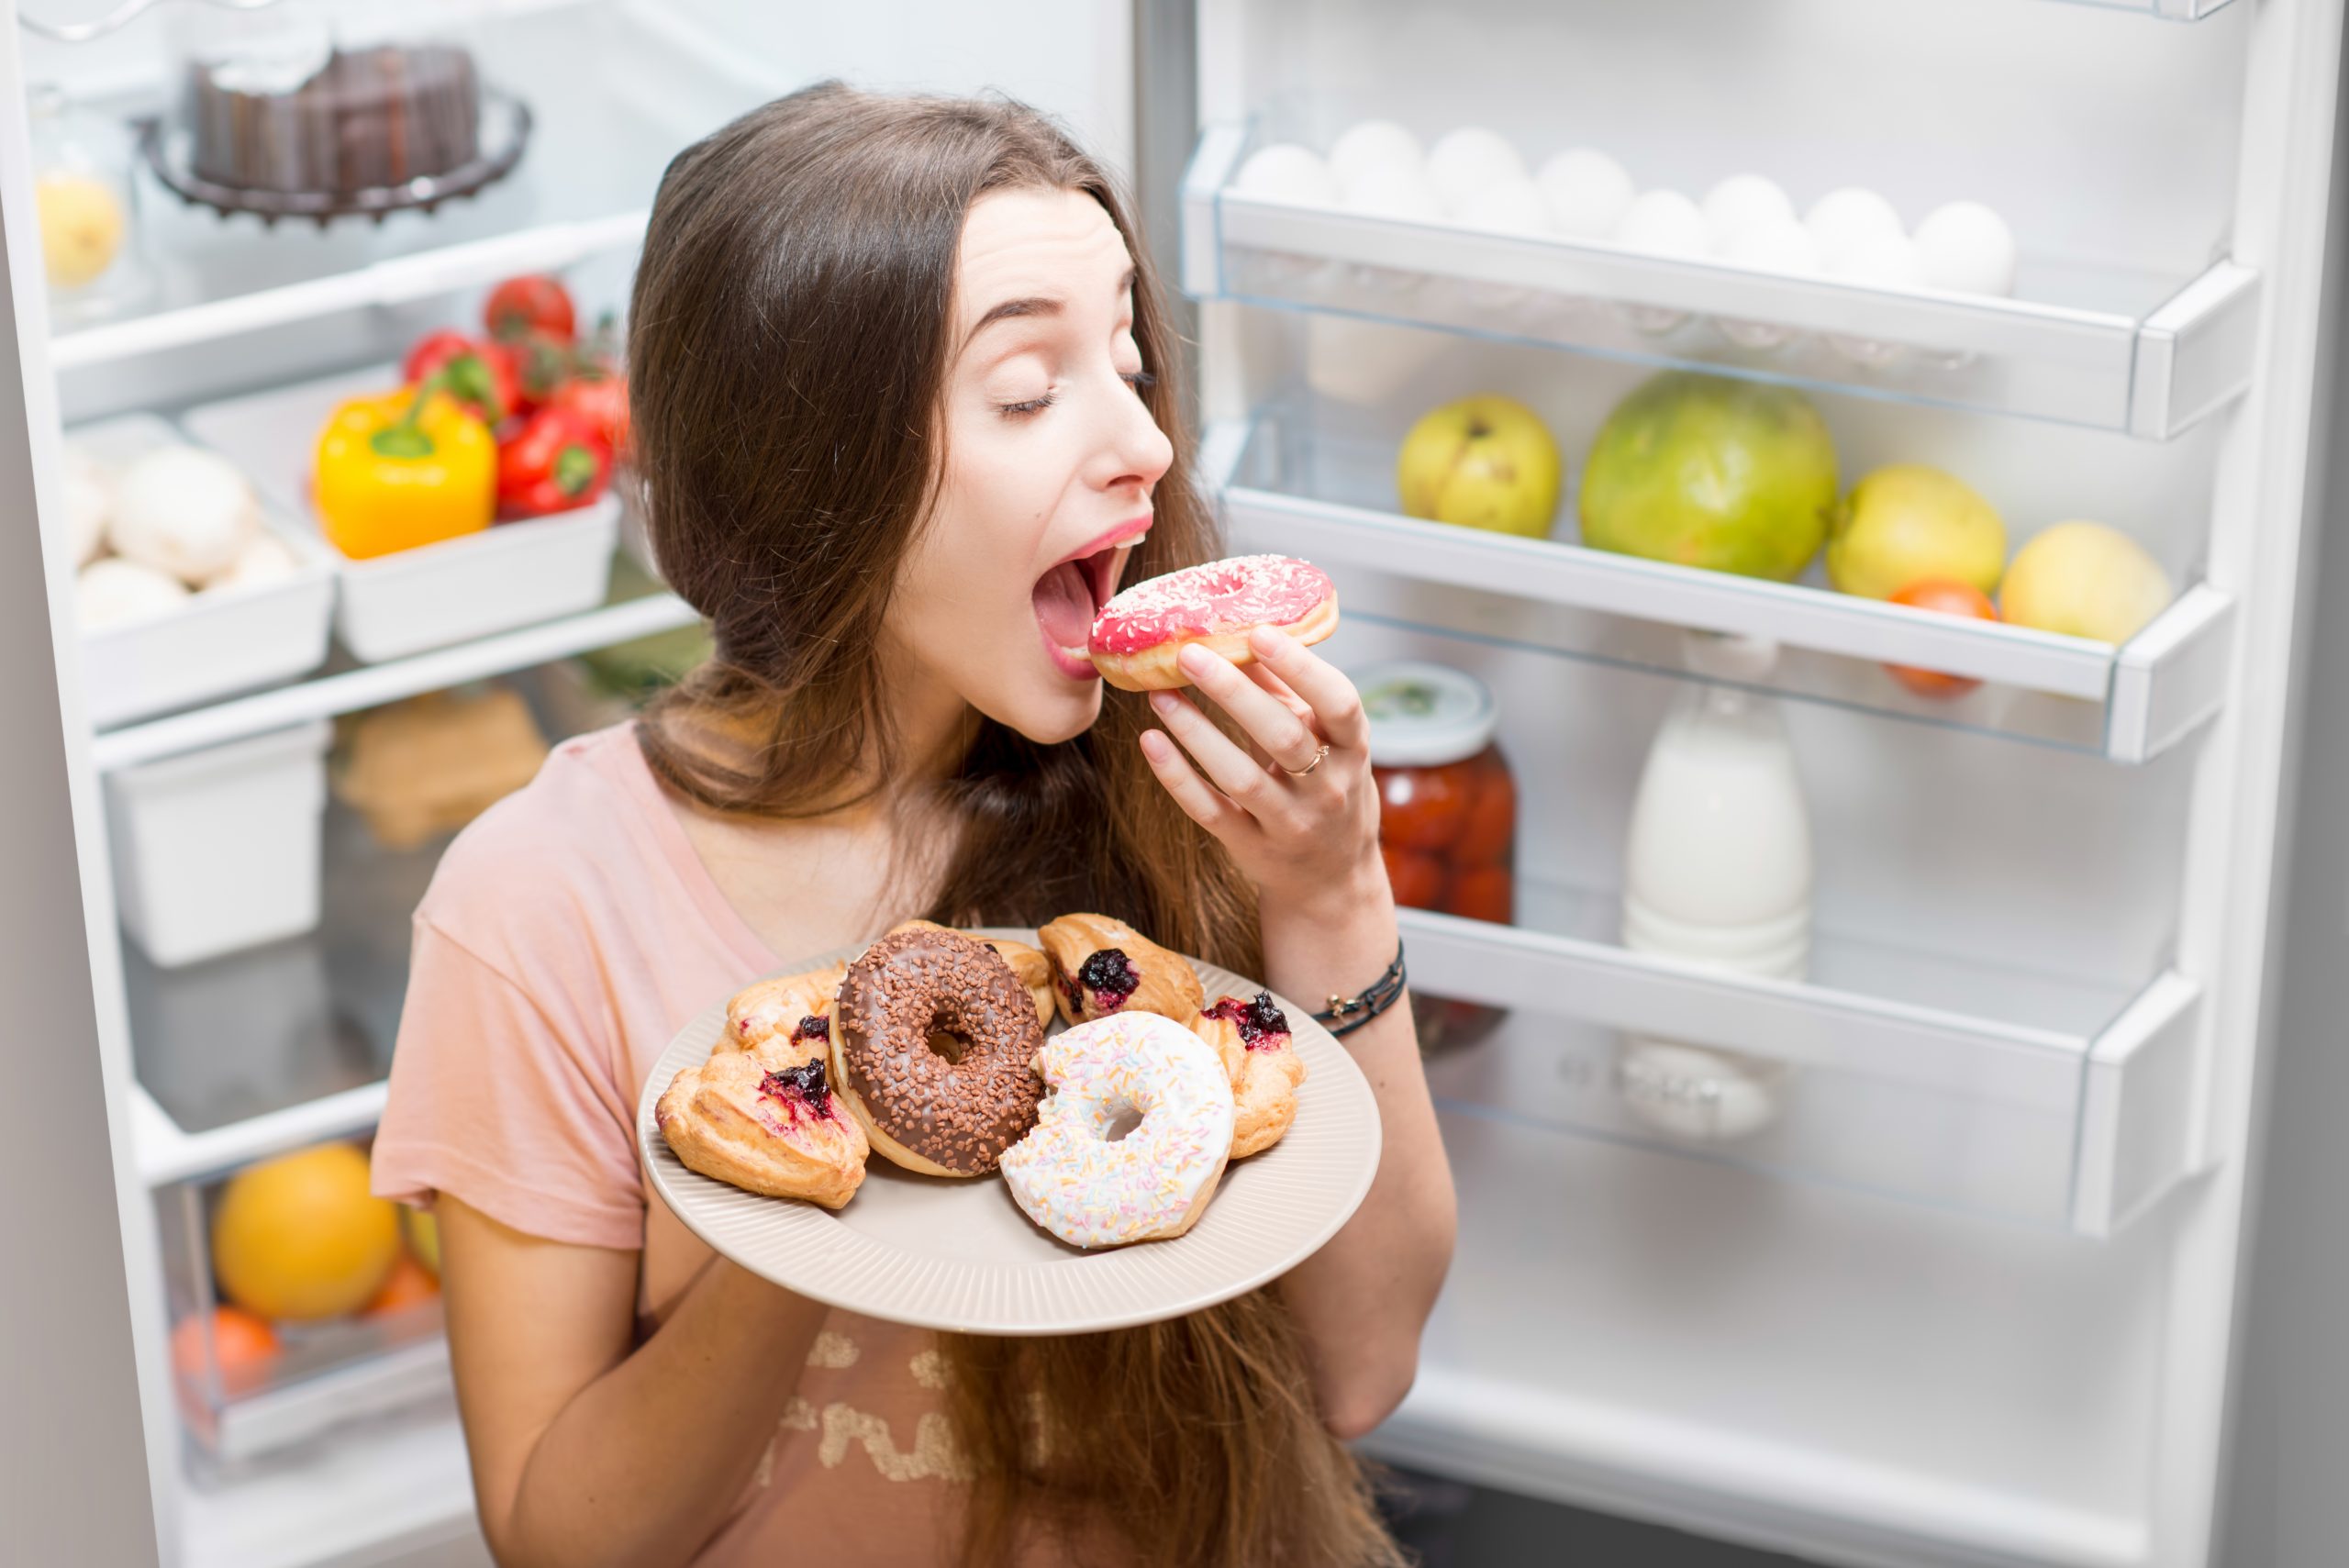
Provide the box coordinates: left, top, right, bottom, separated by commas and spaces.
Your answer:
1360, 661, 1515, 1054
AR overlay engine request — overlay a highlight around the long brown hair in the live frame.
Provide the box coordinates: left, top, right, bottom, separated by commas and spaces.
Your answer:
629, 84, 1401, 1568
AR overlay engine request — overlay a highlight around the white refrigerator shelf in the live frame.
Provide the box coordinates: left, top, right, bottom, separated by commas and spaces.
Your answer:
1206, 418, 2233, 763
47, 1, 778, 371
1403, 880, 2203, 1238
1181, 126, 2260, 438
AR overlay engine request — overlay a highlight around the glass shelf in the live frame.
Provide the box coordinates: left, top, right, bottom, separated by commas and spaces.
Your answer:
1208, 416, 2232, 762
1405, 880, 2201, 1235
46, 4, 778, 370
1182, 125, 2258, 438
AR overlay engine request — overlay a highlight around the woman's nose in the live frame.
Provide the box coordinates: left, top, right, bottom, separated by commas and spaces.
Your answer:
1093, 373, 1174, 495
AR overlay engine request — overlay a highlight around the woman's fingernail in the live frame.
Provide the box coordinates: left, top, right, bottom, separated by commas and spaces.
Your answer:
1177, 645, 1211, 677
1149, 690, 1176, 715
1140, 729, 1168, 759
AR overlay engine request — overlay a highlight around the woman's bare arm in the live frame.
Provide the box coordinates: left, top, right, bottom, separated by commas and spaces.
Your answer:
438, 1197, 829, 1568
1260, 899, 1457, 1440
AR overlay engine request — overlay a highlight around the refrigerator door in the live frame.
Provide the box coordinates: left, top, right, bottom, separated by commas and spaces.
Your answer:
1176, 0, 2344, 1563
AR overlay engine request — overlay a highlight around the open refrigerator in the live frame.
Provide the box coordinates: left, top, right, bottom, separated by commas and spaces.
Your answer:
3, 1, 2336, 1566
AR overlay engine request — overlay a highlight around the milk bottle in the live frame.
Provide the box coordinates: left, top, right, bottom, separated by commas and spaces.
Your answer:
1617, 633, 1811, 1140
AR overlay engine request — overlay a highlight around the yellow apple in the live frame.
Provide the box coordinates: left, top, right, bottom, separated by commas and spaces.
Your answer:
1396, 395, 1562, 539
1825, 463, 2006, 600
2000, 521, 2173, 644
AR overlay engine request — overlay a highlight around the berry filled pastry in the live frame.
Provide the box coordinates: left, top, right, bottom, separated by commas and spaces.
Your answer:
719, 962, 845, 1067
1195, 992, 1308, 1159
1037, 912, 1205, 1029
654, 1051, 869, 1209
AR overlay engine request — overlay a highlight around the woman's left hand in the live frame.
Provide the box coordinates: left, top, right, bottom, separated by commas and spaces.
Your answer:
1137, 628, 1388, 926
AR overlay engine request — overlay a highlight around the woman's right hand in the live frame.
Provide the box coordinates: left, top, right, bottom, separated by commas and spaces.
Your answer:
439, 1196, 829, 1568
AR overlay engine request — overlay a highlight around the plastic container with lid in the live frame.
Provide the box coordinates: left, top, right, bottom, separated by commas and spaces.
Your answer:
1359, 660, 1516, 1054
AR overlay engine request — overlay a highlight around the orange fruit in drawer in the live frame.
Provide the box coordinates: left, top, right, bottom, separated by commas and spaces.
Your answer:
1883, 579, 1998, 699
211, 1144, 400, 1322
170, 1306, 279, 1393
365, 1254, 442, 1318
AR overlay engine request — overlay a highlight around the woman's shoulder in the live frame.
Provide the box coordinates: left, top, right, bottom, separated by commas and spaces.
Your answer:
417, 722, 675, 969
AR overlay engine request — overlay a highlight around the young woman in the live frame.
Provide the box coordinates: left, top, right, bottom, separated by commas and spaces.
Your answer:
371, 83, 1456, 1568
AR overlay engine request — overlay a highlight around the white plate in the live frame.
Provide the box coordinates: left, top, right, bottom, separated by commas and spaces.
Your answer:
638, 929, 1383, 1335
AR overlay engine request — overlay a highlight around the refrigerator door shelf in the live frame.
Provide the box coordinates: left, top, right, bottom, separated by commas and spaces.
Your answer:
47, 1, 783, 373
1405, 889, 2203, 1237
1182, 126, 2258, 439
1210, 419, 2232, 763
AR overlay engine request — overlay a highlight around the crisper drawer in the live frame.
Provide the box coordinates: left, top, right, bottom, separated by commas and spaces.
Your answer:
1407, 901, 2200, 1236
1180, 124, 2258, 438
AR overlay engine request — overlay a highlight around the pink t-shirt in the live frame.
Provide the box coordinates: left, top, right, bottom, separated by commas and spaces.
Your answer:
371, 724, 978, 1566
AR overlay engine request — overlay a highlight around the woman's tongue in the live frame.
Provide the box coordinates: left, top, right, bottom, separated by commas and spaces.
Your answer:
1032, 559, 1094, 652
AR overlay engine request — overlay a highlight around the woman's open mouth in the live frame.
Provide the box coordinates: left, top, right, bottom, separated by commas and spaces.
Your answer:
1034, 517, 1149, 680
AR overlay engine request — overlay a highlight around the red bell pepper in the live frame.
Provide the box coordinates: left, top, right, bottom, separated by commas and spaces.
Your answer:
551, 372, 629, 459
495, 407, 611, 517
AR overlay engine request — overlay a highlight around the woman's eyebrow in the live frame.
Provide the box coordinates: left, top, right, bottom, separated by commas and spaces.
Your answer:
963, 268, 1140, 348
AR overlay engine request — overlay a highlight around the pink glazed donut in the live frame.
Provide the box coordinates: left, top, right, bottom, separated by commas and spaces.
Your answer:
1087, 555, 1339, 692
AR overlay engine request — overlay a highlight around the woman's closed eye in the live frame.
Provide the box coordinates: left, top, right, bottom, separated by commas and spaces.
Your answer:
996, 369, 1154, 420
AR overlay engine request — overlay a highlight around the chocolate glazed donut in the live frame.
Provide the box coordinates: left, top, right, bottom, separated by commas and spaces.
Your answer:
831, 928, 1047, 1177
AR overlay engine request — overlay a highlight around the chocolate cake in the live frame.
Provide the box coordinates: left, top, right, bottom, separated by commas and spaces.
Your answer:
184, 43, 481, 196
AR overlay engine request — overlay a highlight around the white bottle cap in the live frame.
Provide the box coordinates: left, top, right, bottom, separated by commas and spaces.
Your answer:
1355, 661, 1499, 767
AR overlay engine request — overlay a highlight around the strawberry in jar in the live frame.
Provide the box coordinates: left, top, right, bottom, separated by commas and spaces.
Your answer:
1359, 662, 1516, 1053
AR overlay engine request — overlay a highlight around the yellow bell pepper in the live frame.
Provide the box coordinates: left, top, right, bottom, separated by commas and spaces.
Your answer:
314, 385, 495, 560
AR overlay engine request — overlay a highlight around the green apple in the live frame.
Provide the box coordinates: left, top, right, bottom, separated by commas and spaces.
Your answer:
2000, 521, 2173, 644
1396, 395, 1563, 539
1579, 372, 1838, 581
1826, 464, 2006, 600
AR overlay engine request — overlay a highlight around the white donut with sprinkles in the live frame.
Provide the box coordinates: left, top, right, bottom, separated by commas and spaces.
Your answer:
998, 1012, 1237, 1249
1088, 554, 1338, 692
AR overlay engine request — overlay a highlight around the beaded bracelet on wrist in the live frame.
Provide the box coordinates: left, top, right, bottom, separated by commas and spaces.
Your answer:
1312, 942, 1407, 1038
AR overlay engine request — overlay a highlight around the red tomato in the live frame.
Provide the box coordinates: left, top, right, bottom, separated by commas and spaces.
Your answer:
551, 373, 629, 459
1451, 754, 1516, 866
1375, 760, 1475, 851
1381, 845, 1447, 910
1443, 866, 1515, 926
171, 1306, 280, 1390
500, 329, 576, 415
400, 329, 518, 426
364, 1254, 442, 1318
497, 408, 613, 517
484, 274, 577, 343
1884, 580, 1999, 699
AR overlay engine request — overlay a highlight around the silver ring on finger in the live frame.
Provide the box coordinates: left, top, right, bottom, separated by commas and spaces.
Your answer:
1286, 743, 1331, 777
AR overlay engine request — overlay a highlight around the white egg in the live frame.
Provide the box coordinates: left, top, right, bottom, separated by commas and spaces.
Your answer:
1454, 176, 1550, 236
1914, 200, 2018, 296
1329, 120, 1424, 195
1535, 148, 1635, 240
61, 441, 110, 567
1805, 187, 1906, 270
109, 445, 259, 585
204, 533, 299, 593
1829, 229, 1926, 290
1340, 161, 1445, 222
77, 557, 190, 629
1427, 127, 1527, 214
1702, 174, 1797, 253
1612, 189, 1709, 256
1234, 143, 1340, 206
1721, 214, 1821, 274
